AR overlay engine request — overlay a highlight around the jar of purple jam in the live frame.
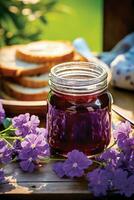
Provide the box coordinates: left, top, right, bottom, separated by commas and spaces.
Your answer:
47, 62, 112, 156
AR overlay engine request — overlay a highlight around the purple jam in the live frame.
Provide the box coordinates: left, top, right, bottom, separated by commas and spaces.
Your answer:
47, 91, 112, 156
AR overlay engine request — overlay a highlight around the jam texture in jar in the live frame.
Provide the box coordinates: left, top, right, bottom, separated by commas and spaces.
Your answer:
47, 62, 112, 156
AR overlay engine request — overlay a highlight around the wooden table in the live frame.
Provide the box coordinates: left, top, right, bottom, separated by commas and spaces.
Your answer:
0, 111, 130, 200
109, 86, 134, 123
0, 86, 133, 199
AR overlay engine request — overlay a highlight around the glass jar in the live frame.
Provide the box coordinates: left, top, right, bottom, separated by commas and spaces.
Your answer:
47, 62, 112, 156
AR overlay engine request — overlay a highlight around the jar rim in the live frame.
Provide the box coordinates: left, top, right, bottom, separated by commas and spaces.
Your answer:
49, 61, 108, 95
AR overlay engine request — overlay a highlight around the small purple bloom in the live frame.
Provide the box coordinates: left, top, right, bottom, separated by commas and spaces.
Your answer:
63, 150, 92, 178
21, 133, 50, 157
87, 168, 112, 196
118, 137, 134, 152
0, 102, 5, 124
0, 140, 12, 164
113, 168, 134, 197
13, 139, 22, 154
0, 169, 5, 183
113, 121, 131, 140
99, 149, 118, 168
19, 133, 50, 172
124, 175, 134, 197
53, 162, 65, 178
36, 127, 48, 138
12, 113, 40, 137
19, 148, 37, 172
113, 168, 128, 190
128, 151, 134, 171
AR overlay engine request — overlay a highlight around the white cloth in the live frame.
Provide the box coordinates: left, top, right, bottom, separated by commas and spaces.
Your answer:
110, 47, 134, 90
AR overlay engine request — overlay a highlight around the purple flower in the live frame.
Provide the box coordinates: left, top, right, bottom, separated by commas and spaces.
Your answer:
36, 127, 48, 138
87, 168, 111, 196
99, 149, 118, 168
113, 121, 131, 140
113, 168, 128, 190
113, 168, 134, 197
0, 102, 5, 124
19, 148, 37, 172
0, 140, 12, 164
124, 175, 134, 197
19, 133, 50, 172
128, 151, 134, 172
0, 169, 5, 183
13, 139, 22, 154
63, 150, 92, 178
118, 137, 134, 152
53, 162, 65, 178
117, 150, 134, 172
12, 113, 40, 137
21, 133, 49, 157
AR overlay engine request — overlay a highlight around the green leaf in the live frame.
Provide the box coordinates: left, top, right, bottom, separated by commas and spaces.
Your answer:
3, 118, 12, 129
0, 0, 66, 46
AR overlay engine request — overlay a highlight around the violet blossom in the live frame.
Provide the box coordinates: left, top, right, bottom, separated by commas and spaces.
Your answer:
19, 133, 50, 172
12, 113, 40, 137
0, 140, 12, 164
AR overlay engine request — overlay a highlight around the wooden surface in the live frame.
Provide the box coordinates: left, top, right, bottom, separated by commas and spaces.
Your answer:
0, 162, 90, 200
109, 85, 134, 124
103, 0, 134, 51
0, 111, 130, 200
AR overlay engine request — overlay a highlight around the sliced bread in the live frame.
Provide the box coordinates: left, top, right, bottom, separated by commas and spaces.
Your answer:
2, 80, 49, 101
16, 41, 74, 63
11, 52, 87, 88
13, 73, 49, 88
0, 45, 53, 77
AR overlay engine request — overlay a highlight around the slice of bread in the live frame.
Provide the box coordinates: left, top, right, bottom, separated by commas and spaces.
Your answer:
0, 45, 53, 77
16, 41, 74, 63
13, 73, 49, 88
2, 80, 49, 101
11, 52, 87, 88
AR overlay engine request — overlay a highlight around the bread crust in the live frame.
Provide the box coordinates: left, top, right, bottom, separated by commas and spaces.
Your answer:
10, 52, 87, 88
13, 74, 49, 88
2, 80, 49, 101
16, 41, 74, 63
0, 45, 55, 76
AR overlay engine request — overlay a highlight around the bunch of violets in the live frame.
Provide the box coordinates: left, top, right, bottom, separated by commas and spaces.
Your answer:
53, 121, 134, 198
0, 102, 50, 183
0, 102, 134, 198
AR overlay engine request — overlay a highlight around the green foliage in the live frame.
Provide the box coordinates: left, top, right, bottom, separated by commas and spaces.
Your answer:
0, 0, 60, 46
3, 118, 12, 129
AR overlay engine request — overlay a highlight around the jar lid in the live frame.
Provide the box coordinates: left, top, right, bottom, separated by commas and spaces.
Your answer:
49, 61, 108, 95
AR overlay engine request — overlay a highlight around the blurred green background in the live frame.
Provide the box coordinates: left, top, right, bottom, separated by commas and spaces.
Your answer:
0, 0, 103, 52
43, 0, 103, 52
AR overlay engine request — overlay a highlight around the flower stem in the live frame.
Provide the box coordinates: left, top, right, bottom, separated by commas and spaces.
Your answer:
2, 138, 13, 148
1, 136, 23, 141
93, 160, 105, 167
39, 157, 66, 163
0, 125, 16, 134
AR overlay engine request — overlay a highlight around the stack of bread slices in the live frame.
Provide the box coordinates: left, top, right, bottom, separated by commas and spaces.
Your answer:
0, 40, 87, 101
